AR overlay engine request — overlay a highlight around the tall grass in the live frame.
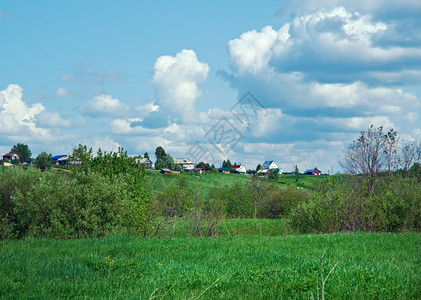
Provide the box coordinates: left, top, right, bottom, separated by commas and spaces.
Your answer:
1, 233, 419, 299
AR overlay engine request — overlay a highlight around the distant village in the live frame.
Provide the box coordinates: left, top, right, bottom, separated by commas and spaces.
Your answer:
1, 149, 323, 176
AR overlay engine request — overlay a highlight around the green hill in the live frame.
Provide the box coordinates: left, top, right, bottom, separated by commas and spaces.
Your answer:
147, 170, 328, 195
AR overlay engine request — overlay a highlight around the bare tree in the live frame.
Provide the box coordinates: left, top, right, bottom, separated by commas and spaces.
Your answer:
384, 128, 399, 173
340, 125, 397, 193
400, 141, 421, 176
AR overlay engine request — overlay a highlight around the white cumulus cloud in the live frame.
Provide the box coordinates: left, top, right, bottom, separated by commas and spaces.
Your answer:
152, 49, 209, 121
79, 94, 130, 117
0, 84, 50, 138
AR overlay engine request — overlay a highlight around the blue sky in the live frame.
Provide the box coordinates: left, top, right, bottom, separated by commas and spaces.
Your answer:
1, 1, 421, 172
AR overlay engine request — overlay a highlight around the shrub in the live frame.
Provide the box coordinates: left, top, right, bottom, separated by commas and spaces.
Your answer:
290, 174, 421, 234
0, 166, 150, 239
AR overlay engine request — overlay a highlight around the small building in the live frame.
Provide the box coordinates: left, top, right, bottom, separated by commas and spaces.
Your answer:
232, 164, 247, 174
2, 152, 20, 163
160, 168, 172, 174
174, 158, 195, 171
219, 167, 230, 174
262, 160, 279, 171
136, 157, 153, 169
304, 168, 322, 175
52, 155, 70, 166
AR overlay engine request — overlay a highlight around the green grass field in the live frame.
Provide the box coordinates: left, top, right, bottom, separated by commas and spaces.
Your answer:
147, 170, 326, 196
1, 232, 419, 299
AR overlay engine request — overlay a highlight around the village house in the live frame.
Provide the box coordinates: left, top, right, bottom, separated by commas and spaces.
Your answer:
304, 168, 322, 175
136, 157, 153, 169
232, 164, 247, 174
2, 152, 20, 163
52, 155, 70, 166
174, 158, 195, 171
219, 167, 230, 174
262, 160, 281, 172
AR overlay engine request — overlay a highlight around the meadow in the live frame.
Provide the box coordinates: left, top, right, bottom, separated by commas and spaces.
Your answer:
1, 231, 419, 299
147, 170, 325, 196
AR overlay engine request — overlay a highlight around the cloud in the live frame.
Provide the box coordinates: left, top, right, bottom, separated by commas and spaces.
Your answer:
60, 64, 126, 85
228, 6, 421, 85
152, 49, 209, 121
218, 3, 421, 172
79, 94, 131, 117
36, 111, 71, 128
56, 87, 68, 98
0, 84, 50, 138
79, 137, 122, 154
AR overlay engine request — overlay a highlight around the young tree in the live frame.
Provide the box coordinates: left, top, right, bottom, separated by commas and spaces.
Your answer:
295, 164, 300, 182
34, 152, 52, 171
10, 143, 32, 163
268, 168, 280, 181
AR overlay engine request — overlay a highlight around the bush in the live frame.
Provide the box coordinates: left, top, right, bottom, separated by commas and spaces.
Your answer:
290, 174, 421, 234
0, 166, 151, 239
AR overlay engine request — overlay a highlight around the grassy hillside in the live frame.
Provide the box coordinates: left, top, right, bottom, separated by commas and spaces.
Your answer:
147, 170, 327, 195
1, 232, 419, 299
147, 170, 251, 196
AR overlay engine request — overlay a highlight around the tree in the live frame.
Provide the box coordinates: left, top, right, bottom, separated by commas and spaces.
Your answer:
247, 177, 271, 218
256, 164, 262, 172
154, 146, 174, 170
400, 141, 421, 176
268, 168, 280, 181
144, 152, 149, 159
71, 144, 93, 165
34, 152, 52, 171
155, 146, 166, 161
222, 159, 233, 170
295, 165, 300, 182
340, 125, 398, 193
10, 143, 32, 163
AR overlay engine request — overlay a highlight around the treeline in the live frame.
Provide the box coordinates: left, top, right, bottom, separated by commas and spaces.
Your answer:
1, 166, 419, 239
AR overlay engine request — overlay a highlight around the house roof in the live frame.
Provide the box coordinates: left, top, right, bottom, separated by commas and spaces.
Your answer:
174, 158, 194, 164
137, 157, 152, 164
219, 167, 230, 171
304, 168, 321, 173
2, 152, 20, 157
52, 154, 67, 160
160, 168, 172, 172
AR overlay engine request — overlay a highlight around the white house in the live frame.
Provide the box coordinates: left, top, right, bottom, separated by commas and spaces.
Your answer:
262, 160, 279, 171
232, 164, 247, 174
174, 158, 195, 170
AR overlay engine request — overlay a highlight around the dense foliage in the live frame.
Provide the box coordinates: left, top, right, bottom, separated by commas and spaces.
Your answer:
291, 174, 421, 233
0, 146, 152, 239
1, 141, 420, 239
10, 143, 32, 163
